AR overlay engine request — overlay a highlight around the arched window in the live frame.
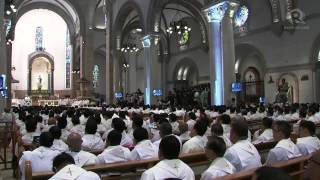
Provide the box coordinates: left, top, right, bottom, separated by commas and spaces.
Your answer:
93, 65, 100, 88
66, 29, 71, 88
234, 6, 249, 27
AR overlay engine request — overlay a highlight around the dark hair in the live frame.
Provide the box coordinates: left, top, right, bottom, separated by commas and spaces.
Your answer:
25, 117, 37, 133
40, 132, 54, 147
211, 123, 223, 136
188, 112, 196, 120
71, 116, 80, 126
112, 118, 126, 132
231, 120, 248, 139
52, 152, 75, 172
132, 115, 143, 128
206, 136, 226, 157
159, 135, 180, 159
275, 121, 292, 138
49, 126, 62, 139
159, 122, 172, 137
262, 117, 273, 129
34, 115, 43, 123
107, 130, 122, 146
119, 111, 127, 119
169, 113, 177, 122
85, 117, 98, 134
57, 116, 67, 129
94, 114, 102, 124
255, 167, 290, 180
49, 111, 55, 118
193, 120, 207, 136
300, 120, 316, 135
133, 127, 149, 143
220, 114, 231, 124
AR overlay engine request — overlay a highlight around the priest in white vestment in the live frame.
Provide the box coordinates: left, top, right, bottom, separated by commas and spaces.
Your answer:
182, 120, 208, 154
97, 130, 131, 164
252, 117, 274, 144
224, 119, 262, 172
81, 118, 105, 151
49, 152, 100, 180
210, 123, 232, 148
49, 126, 69, 152
297, 121, 320, 155
141, 135, 195, 180
67, 133, 99, 167
201, 136, 236, 180
19, 132, 60, 180
266, 121, 301, 165
130, 127, 157, 160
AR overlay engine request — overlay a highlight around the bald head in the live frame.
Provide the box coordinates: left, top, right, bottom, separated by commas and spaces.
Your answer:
67, 133, 82, 152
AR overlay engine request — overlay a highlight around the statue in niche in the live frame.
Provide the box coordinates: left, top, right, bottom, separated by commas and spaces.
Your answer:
37, 75, 42, 91
275, 78, 290, 104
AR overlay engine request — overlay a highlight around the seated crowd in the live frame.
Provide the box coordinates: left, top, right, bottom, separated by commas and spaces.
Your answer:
12, 103, 320, 179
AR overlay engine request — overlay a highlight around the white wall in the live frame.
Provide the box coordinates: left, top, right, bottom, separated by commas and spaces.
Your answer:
12, 9, 69, 91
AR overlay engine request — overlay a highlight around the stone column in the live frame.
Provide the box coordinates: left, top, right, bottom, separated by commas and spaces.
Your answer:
141, 35, 161, 105
128, 54, 137, 93
202, 1, 239, 106
0, 1, 7, 112
105, 10, 113, 104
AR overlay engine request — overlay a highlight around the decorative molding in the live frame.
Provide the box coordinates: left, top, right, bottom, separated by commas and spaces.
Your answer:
202, 1, 229, 23
266, 63, 314, 73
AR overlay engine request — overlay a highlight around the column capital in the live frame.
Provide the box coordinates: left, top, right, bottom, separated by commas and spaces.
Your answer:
202, 1, 239, 23
141, 34, 160, 48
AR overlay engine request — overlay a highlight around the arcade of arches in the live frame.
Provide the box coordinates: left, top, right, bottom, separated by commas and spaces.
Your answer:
1, 0, 320, 110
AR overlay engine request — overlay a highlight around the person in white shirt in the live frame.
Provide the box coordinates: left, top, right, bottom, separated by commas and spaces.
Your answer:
201, 136, 236, 180
97, 130, 131, 164
182, 120, 208, 154
19, 132, 60, 180
186, 112, 197, 131
210, 123, 232, 148
224, 119, 262, 172
21, 117, 40, 144
81, 118, 105, 151
219, 114, 231, 138
297, 121, 320, 155
179, 122, 191, 143
141, 135, 195, 180
49, 126, 69, 152
49, 152, 100, 180
103, 118, 133, 148
265, 121, 301, 165
130, 127, 157, 160
169, 113, 179, 134
67, 133, 98, 167
252, 117, 274, 144
57, 117, 70, 142
94, 114, 107, 135
70, 116, 85, 137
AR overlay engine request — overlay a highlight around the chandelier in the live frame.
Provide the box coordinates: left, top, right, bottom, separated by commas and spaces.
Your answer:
121, 43, 139, 53
166, 20, 191, 35
5, 0, 17, 15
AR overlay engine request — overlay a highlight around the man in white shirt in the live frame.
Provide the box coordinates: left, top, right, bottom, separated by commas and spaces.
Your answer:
50, 126, 69, 152
252, 117, 273, 144
297, 121, 320, 155
186, 112, 197, 131
130, 127, 157, 160
49, 152, 100, 180
19, 132, 60, 180
81, 118, 105, 151
210, 123, 232, 148
67, 133, 98, 167
57, 117, 71, 142
201, 136, 236, 180
182, 120, 208, 154
224, 119, 262, 172
179, 122, 191, 143
153, 122, 182, 149
97, 130, 131, 164
141, 135, 195, 180
266, 121, 301, 165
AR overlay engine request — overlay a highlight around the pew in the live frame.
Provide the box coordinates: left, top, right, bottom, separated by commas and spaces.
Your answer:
25, 152, 210, 180
213, 155, 311, 180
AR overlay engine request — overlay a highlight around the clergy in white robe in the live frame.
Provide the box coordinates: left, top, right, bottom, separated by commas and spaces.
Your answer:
182, 120, 208, 154
211, 123, 232, 148
19, 132, 60, 180
81, 117, 105, 151
224, 120, 262, 172
252, 117, 274, 144
296, 120, 320, 155
97, 130, 131, 163
49, 153, 100, 180
179, 122, 191, 143
130, 127, 158, 160
67, 132, 98, 167
265, 121, 301, 165
70, 116, 85, 137
141, 135, 195, 180
201, 136, 236, 180
49, 126, 69, 152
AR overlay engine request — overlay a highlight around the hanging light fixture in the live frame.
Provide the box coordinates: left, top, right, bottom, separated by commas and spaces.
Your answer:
166, 7, 192, 36
120, 30, 141, 54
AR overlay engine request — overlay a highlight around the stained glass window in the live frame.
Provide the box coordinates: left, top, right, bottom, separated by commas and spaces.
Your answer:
234, 6, 249, 27
35, 26, 43, 50
178, 31, 190, 46
4, 19, 11, 37
93, 65, 100, 88
66, 29, 72, 88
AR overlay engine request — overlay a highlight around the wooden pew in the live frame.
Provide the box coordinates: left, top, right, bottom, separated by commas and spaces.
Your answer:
213, 155, 311, 180
25, 152, 209, 180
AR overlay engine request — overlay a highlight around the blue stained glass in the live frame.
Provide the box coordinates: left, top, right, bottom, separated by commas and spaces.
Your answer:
234, 6, 249, 27
35, 26, 43, 50
66, 29, 71, 88
4, 19, 11, 37
93, 65, 100, 88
